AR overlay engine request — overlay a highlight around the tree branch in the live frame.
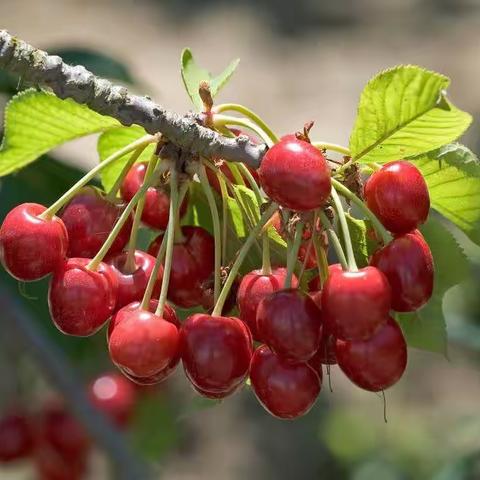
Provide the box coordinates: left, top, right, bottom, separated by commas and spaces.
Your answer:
0, 30, 266, 168
0, 287, 152, 480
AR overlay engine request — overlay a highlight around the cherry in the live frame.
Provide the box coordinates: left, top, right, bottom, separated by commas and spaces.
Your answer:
181, 314, 253, 398
364, 160, 430, 234
88, 373, 138, 427
0, 412, 34, 462
33, 445, 87, 480
250, 345, 321, 419
321, 266, 391, 341
236, 267, 299, 341
38, 402, 90, 461
370, 230, 434, 312
257, 288, 322, 363
108, 300, 180, 378
0, 203, 68, 281
60, 186, 132, 258
258, 136, 331, 211
335, 317, 407, 391
199, 274, 239, 314
48, 258, 118, 336
107, 250, 162, 310
309, 332, 337, 367
148, 226, 215, 308
308, 262, 343, 292
120, 162, 188, 230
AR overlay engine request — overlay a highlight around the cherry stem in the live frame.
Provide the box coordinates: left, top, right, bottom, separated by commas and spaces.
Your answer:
86, 161, 167, 271
331, 187, 358, 272
155, 168, 179, 318
198, 163, 222, 305
105, 144, 149, 202
318, 211, 348, 270
227, 163, 247, 187
217, 173, 229, 264
212, 202, 278, 316
262, 232, 272, 275
331, 178, 392, 244
297, 236, 313, 282
40, 134, 156, 220
213, 114, 275, 147
285, 221, 304, 288
123, 154, 159, 274
140, 234, 167, 310
213, 103, 279, 144
311, 141, 351, 156
312, 221, 328, 288
204, 159, 263, 256
236, 162, 264, 203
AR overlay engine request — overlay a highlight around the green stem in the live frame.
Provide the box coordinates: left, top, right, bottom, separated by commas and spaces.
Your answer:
123, 154, 158, 273
285, 221, 304, 288
261, 232, 272, 275
106, 144, 149, 201
331, 178, 392, 244
213, 103, 279, 144
155, 169, 179, 318
198, 163, 222, 305
218, 173, 229, 264
213, 114, 275, 147
212, 203, 278, 316
311, 141, 351, 156
40, 135, 155, 220
298, 236, 313, 282
318, 211, 348, 271
235, 162, 264, 203
86, 161, 166, 271
227, 163, 246, 187
140, 234, 167, 310
331, 187, 357, 272
312, 214, 328, 288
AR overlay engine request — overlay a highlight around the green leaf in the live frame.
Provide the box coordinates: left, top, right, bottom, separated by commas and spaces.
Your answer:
181, 48, 239, 111
0, 89, 119, 177
413, 144, 480, 245
51, 48, 137, 85
350, 65, 472, 164
97, 126, 155, 191
398, 216, 469, 354
344, 214, 379, 268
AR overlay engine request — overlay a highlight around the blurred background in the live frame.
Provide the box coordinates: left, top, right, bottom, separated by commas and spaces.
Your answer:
1, 0, 480, 479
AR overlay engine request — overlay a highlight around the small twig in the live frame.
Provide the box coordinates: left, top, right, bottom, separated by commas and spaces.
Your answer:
0, 30, 266, 168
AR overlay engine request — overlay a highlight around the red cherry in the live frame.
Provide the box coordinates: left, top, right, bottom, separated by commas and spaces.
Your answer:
257, 288, 322, 363
258, 137, 331, 211
88, 373, 137, 427
181, 314, 253, 398
0, 203, 68, 281
60, 187, 132, 258
199, 274, 239, 314
108, 300, 180, 378
0, 412, 34, 462
236, 267, 299, 341
321, 266, 391, 341
148, 226, 214, 308
250, 345, 321, 419
120, 162, 188, 230
370, 230, 434, 312
33, 445, 87, 480
308, 263, 343, 292
48, 258, 118, 336
308, 288, 337, 366
335, 317, 407, 391
364, 161, 430, 234
38, 403, 90, 461
107, 250, 162, 310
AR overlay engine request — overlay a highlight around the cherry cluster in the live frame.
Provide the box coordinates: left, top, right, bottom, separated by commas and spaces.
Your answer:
0, 132, 434, 420
0, 373, 139, 480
